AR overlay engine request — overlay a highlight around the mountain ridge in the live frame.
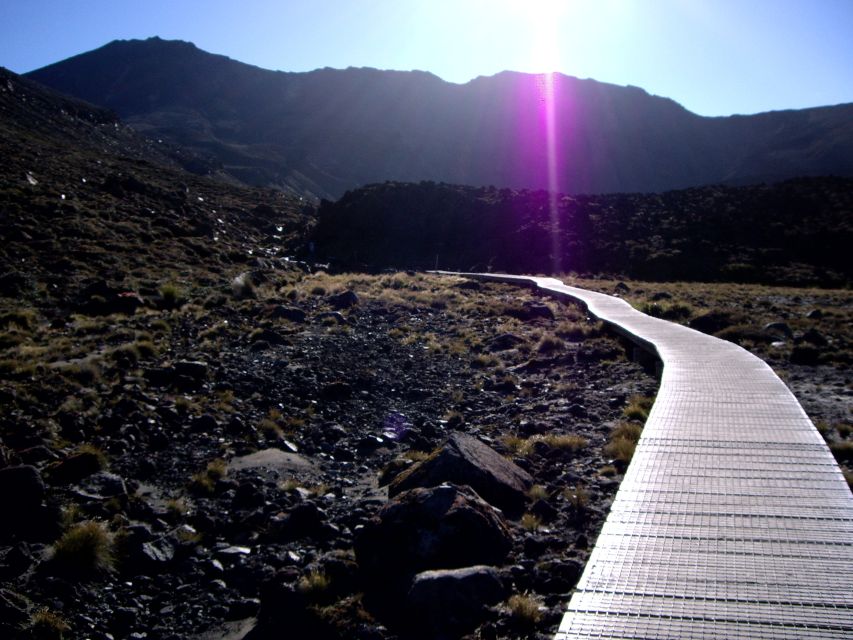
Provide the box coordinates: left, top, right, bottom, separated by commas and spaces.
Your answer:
25, 37, 853, 199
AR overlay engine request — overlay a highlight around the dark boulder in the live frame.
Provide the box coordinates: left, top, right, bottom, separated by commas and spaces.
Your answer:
173, 360, 209, 381
47, 451, 103, 485
690, 310, 747, 334
267, 305, 306, 322
355, 484, 511, 591
487, 333, 525, 352
799, 328, 828, 346
327, 290, 359, 309
388, 433, 533, 515
0, 465, 44, 512
0, 466, 59, 541
506, 302, 554, 322
531, 558, 583, 594
406, 566, 507, 637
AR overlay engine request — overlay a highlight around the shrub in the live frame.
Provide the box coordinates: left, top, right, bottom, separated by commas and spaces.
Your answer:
829, 441, 853, 464
190, 458, 228, 494
520, 513, 542, 530
159, 282, 184, 309
471, 353, 499, 369
604, 437, 637, 464
555, 320, 598, 341
536, 334, 565, 353
611, 422, 643, 442
623, 395, 654, 421
527, 484, 549, 501
50, 520, 114, 576
29, 608, 70, 639
535, 433, 587, 452
564, 484, 589, 510
106, 343, 140, 367
297, 571, 331, 599
0, 308, 37, 330
507, 593, 543, 625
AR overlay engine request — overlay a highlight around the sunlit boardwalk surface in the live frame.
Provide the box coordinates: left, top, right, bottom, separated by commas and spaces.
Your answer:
439, 273, 853, 640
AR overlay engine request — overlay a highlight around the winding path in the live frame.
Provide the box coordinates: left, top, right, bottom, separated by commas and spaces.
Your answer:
440, 273, 853, 640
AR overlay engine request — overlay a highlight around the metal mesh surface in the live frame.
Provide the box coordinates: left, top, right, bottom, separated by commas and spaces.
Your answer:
441, 274, 853, 640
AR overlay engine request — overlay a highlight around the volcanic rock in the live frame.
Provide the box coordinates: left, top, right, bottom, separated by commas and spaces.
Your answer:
355, 484, 511, 590
388, 433, 533, 515
327, 290, 359, 309
406, 565, 507, 637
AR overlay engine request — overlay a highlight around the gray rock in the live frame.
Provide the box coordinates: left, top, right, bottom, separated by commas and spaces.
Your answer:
763, 322, 794, 339
75, 471, 127, 499
389, 433, 533, 515
141, 537, 175, 565
406, 565, 506, 636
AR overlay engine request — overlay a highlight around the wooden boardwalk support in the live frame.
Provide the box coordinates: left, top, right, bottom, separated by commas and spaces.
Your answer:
438, 273, 853, 640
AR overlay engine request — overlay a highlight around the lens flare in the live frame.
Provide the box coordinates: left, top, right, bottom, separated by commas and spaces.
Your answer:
536, 71, 562, 273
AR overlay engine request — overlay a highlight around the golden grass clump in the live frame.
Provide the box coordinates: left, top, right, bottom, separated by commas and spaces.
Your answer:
50, 520, 114, 575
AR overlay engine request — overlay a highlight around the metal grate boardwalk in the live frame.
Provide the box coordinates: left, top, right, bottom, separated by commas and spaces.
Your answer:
440, 273, 853, 640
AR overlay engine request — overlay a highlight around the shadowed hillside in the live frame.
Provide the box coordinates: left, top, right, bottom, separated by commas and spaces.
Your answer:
26, 37, 853, 199
0, 66, 311, 312
311, 179, 853, 286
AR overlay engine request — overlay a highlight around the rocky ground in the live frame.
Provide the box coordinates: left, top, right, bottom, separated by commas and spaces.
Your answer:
0, 272, 659, 639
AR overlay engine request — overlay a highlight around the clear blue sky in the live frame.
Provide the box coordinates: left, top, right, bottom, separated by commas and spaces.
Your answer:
1, 0, 851, 116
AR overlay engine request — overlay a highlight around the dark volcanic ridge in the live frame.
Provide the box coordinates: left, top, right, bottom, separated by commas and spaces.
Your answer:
311, 179, 853, 286
26, 37, 853, 199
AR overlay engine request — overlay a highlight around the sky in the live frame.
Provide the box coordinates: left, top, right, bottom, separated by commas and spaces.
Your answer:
1, 0, 851, 116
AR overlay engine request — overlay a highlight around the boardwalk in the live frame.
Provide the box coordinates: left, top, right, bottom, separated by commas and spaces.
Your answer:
441, 273, 853, 640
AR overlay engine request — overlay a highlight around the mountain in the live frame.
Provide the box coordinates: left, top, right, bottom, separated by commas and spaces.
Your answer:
27, 38, 853, 199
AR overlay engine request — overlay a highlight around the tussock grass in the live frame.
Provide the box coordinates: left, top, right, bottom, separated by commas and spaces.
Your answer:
520, 513, 542, 530
507, 593, 543, 625
297, 571, 331, 598
50, 520, 114, 575
190, 458, 228, 494
604, 421, 644, 464
623, 395, 654, 421
29, 608, 70, 638
503, 433, 588, 457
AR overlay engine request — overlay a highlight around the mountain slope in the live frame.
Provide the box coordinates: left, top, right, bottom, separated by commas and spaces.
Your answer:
27, 38, 853, 199
0, 65, 310, 310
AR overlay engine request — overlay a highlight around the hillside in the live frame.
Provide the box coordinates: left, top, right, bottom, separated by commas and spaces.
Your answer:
26, 37, 853, 199
0, 66, 311, 312
311, 178, 853, 286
